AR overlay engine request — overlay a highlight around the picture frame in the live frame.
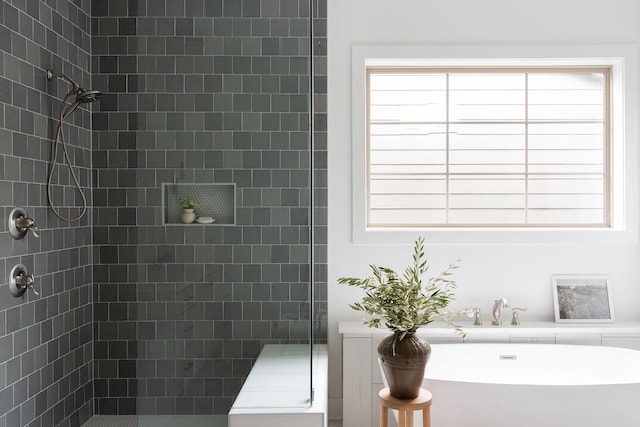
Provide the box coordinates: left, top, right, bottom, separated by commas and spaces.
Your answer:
551, 275, 614, 323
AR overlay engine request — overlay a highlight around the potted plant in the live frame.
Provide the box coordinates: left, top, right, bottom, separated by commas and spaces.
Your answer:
178, 197, 198, 224
338, 236, 466, 399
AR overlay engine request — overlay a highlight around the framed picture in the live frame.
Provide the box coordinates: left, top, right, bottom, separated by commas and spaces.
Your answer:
552, 275, 614, 323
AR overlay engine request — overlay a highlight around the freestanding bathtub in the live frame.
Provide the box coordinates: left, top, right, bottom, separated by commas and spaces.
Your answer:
420, 344, 640, 427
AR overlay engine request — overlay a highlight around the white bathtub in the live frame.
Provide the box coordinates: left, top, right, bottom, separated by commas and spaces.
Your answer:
421, 344, 640, 427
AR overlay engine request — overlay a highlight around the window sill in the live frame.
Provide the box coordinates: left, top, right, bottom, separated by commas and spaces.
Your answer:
354, 226, 637, 246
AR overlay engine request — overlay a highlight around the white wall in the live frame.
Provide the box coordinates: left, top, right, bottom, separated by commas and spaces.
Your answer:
327, 0, 640, 415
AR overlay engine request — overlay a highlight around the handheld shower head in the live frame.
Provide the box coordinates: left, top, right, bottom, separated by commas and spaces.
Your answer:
46, 69, 102, 222
47, 69, 102, 117
62, 89, 103, 118
77, 89, 102, 103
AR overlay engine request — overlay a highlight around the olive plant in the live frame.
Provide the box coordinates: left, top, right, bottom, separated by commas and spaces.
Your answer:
338, 237, 466, 340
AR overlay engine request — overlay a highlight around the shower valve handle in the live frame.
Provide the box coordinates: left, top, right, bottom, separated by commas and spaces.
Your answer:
9, 208, 40, 239
14, 271, 39, 296
28, 225, 40, 238
15, 216, 40, 238
9, 264, 40, 297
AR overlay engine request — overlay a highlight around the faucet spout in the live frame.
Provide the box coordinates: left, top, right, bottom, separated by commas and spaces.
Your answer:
491, 298, 509, 326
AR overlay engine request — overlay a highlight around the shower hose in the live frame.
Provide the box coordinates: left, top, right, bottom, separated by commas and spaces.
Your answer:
46, 89, 88, 222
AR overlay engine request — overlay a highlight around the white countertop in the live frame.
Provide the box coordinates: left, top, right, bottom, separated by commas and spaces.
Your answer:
338, 320, 640, 338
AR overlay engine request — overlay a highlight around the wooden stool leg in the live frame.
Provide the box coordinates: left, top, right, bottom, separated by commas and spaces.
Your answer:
380, 405, 388, 427
422, 406, 430, 427
379, 387, 432, 427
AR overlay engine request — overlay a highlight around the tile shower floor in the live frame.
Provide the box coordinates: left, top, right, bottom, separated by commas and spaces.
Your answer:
82, 415, 342, 427
81, 415, 227, 427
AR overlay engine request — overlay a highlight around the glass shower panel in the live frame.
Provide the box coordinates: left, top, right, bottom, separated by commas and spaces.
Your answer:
92, 0, 315, 422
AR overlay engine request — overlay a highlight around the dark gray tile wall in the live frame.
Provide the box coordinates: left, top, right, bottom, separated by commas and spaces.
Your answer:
0, 0, 94, 426
91, 0, 327, 416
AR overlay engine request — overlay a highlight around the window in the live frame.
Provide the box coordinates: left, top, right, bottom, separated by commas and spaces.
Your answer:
367, 67, 611, 228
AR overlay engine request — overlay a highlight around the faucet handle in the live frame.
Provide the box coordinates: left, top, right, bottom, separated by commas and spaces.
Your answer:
472, 308, 483, 326
511, 307, 527, 326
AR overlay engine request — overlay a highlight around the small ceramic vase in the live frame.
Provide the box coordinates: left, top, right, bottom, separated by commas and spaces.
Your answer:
181, 209, 196, 224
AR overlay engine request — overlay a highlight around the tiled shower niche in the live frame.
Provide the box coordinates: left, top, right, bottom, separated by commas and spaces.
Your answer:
163, 183, 236, 225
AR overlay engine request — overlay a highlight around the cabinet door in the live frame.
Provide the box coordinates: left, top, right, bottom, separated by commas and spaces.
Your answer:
464, 333, 510, 343
372, 335, 384, 384
343, 337, 373, 427
555, 332, 601, 345
510, 336, 555, 344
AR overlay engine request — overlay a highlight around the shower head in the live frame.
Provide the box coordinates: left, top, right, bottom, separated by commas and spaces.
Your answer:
46, 69, 102, 116
76, 89, 102, 103
65, 89, 102, 117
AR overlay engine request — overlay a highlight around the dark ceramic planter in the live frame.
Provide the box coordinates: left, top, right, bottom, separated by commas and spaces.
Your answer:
378, 332, 431, 399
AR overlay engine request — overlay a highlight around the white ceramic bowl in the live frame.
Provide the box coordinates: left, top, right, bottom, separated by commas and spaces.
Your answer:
195, 217, 216, 224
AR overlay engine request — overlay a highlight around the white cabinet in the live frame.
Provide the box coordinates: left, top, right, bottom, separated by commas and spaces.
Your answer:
555, 331, 602, 345
339, 322, 640, 427
341, 337, 373, 427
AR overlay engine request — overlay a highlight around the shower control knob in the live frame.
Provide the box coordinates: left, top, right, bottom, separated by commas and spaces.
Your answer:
16, 217, 40, 237
9, 264, 40, 297
17, 272, 39, 296
8, 207, 40, 239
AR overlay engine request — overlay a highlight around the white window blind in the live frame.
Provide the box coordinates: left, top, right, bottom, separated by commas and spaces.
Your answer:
367, 67, 611, 227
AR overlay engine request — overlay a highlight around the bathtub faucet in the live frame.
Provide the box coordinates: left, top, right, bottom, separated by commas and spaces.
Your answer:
491, 298, 509, 326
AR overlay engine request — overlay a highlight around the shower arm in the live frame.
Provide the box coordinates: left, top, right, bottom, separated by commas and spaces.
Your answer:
46, 69, 81, 93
